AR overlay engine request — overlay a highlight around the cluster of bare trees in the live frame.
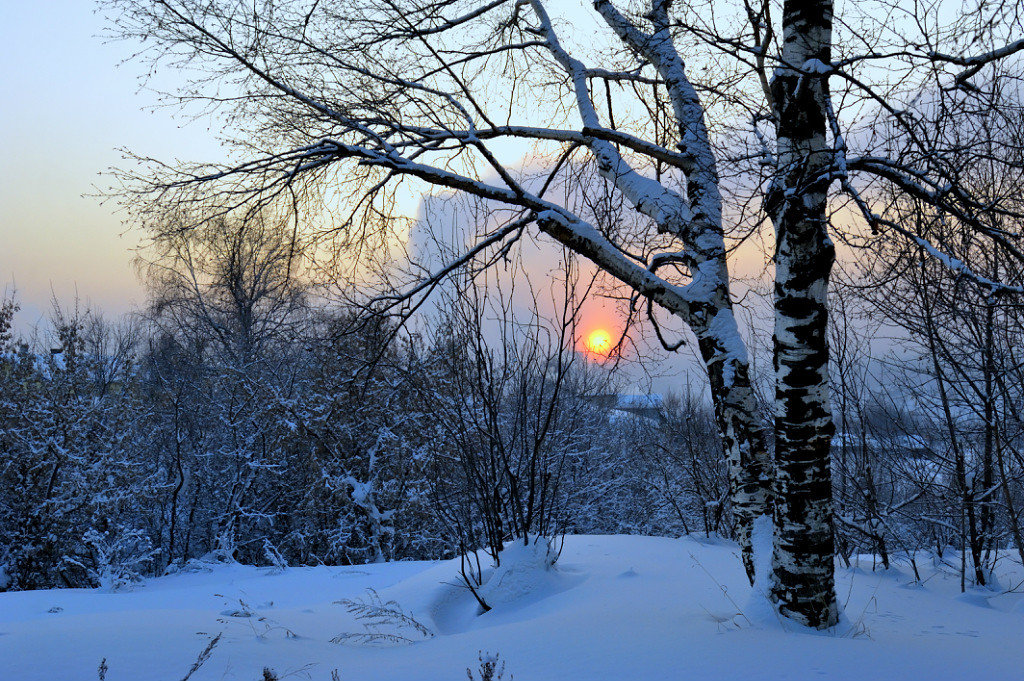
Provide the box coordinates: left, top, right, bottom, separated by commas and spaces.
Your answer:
0, 214, 733, 591
829, 220, 1024, 589
825, 70, 1024, 586
828, 279, 1024, 589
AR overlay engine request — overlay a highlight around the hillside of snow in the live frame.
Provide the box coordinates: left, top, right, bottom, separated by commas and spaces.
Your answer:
2, 535, 1022, 681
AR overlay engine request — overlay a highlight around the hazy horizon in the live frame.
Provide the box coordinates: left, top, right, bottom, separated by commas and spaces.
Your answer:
0, 0, 222, 329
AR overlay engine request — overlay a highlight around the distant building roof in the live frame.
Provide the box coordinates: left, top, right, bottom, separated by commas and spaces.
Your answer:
589, 393, 665, 423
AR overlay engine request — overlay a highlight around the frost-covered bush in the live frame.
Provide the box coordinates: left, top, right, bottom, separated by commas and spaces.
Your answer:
0, 302, 151, 590
75, 528, 159, 592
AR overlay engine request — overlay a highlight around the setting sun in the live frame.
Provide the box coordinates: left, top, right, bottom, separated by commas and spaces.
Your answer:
585, 328, 613, 356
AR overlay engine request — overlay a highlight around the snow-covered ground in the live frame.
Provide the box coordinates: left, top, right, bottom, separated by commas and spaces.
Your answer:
2, 535, 1022, 681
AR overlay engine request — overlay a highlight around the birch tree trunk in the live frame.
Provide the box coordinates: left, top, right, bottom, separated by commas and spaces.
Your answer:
767, 0, 840, 628
691, 298, 772, 584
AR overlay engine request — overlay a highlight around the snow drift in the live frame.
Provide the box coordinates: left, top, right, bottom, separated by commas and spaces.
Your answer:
1, 535, 1021, 681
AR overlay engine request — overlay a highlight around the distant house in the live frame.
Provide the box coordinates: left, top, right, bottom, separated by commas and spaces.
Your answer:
832, 431, 933, 459
589, 393, 666, 424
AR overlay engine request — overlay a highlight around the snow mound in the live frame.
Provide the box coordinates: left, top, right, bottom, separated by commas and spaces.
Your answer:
474, 538, 578, 614
373, 537, 587, 636
955, 588, 994, 609
742, 514, 779, 626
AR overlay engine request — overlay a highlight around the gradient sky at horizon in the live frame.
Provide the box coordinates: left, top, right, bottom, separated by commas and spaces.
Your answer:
0, 1, 771, 394
0, 0, 222, 329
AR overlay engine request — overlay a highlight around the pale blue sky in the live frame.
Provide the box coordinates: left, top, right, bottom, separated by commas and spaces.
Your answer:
0, 0, 218, 328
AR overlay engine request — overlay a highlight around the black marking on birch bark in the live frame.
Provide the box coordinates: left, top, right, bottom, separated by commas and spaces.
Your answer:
767, 0, 840, 629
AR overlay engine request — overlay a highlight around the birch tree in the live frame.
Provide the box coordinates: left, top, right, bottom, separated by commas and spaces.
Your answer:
105, 0, 1024, 627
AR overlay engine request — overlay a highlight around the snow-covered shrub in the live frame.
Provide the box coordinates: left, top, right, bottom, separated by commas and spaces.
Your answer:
262, 540, 288, 573
416, 283, 613, 568
77, 527, 159, 592
0, 301, 153, 590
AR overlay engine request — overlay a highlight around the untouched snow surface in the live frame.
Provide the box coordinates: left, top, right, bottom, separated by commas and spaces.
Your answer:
1, 535, 1022, 680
